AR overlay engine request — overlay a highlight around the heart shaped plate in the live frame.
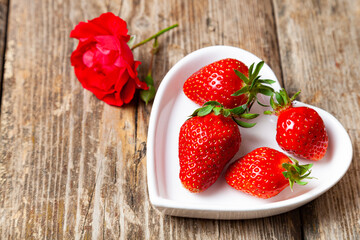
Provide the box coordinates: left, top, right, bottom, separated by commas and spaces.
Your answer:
146, 46, 353, 219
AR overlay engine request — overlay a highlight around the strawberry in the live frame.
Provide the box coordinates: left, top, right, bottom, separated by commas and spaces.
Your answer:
183, 59, 275, 109
225, 147, 313, 199
265, 89, 328, 161
179, 101, 258, 193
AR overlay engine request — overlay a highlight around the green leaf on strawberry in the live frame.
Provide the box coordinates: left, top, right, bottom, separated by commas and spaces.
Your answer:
197, 105, 214, 116
282, 158, 314, 190
232, 61, 275, 111
189, 101, 257, 128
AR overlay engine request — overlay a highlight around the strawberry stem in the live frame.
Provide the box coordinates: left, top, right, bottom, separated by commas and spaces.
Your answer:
189, 101, 258, 128
282, 158, 314, 191
265, 88, 301, 115
232, 61, 275, 112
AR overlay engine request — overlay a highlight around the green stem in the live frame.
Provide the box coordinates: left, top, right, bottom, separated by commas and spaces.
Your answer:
147, 38, 158, 76
131, 23, 179, 50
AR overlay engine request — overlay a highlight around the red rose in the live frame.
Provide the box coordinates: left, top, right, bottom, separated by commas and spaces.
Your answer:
70, 12, 148, 106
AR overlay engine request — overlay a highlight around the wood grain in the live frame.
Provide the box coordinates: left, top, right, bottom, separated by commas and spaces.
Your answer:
0, 0, 8, 102
0, 0, 358, 239
274, 0, 360, 239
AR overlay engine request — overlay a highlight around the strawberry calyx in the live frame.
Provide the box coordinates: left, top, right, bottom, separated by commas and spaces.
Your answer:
231, 61, 276, 111
190, 101, 259, 128
264, 88, 301, 116
282, 157, 314, 190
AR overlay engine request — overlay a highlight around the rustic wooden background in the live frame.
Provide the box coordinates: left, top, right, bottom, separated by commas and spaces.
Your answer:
0, 0, 359, 239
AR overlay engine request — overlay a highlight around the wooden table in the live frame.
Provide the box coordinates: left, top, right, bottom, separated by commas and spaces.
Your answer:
0, 0, 359, 239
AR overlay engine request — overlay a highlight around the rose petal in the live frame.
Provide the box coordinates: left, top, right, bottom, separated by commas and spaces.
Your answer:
70, 21, 110, 41
127, 61, 148, 90
82, 49, 95, 68
94, 35, 121, 51
71, 38, 99, 67
74, 67, 117, 94
127, 60, 141, 79
121, 79, 136, 104
70, 13, 130, 42
91, 12, 129, 40
102, 93, 123, 106
93, 47, 118, 73
114, 68, 130, 93
134, 76, 149, 90
118, 40, 135, 66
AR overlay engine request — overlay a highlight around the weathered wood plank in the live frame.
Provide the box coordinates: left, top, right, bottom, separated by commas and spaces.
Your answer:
274, 0, 360, 239
0, 0, 8, 104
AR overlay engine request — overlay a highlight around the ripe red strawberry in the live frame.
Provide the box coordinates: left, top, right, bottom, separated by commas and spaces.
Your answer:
265, 89, 328, 161
183, 59, 275, 109
183, 58, 248, 108
178, 101, 259, 193
225, 147, 313, 199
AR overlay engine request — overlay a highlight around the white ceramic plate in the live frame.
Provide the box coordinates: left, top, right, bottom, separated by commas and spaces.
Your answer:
147, 46, 353, 219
